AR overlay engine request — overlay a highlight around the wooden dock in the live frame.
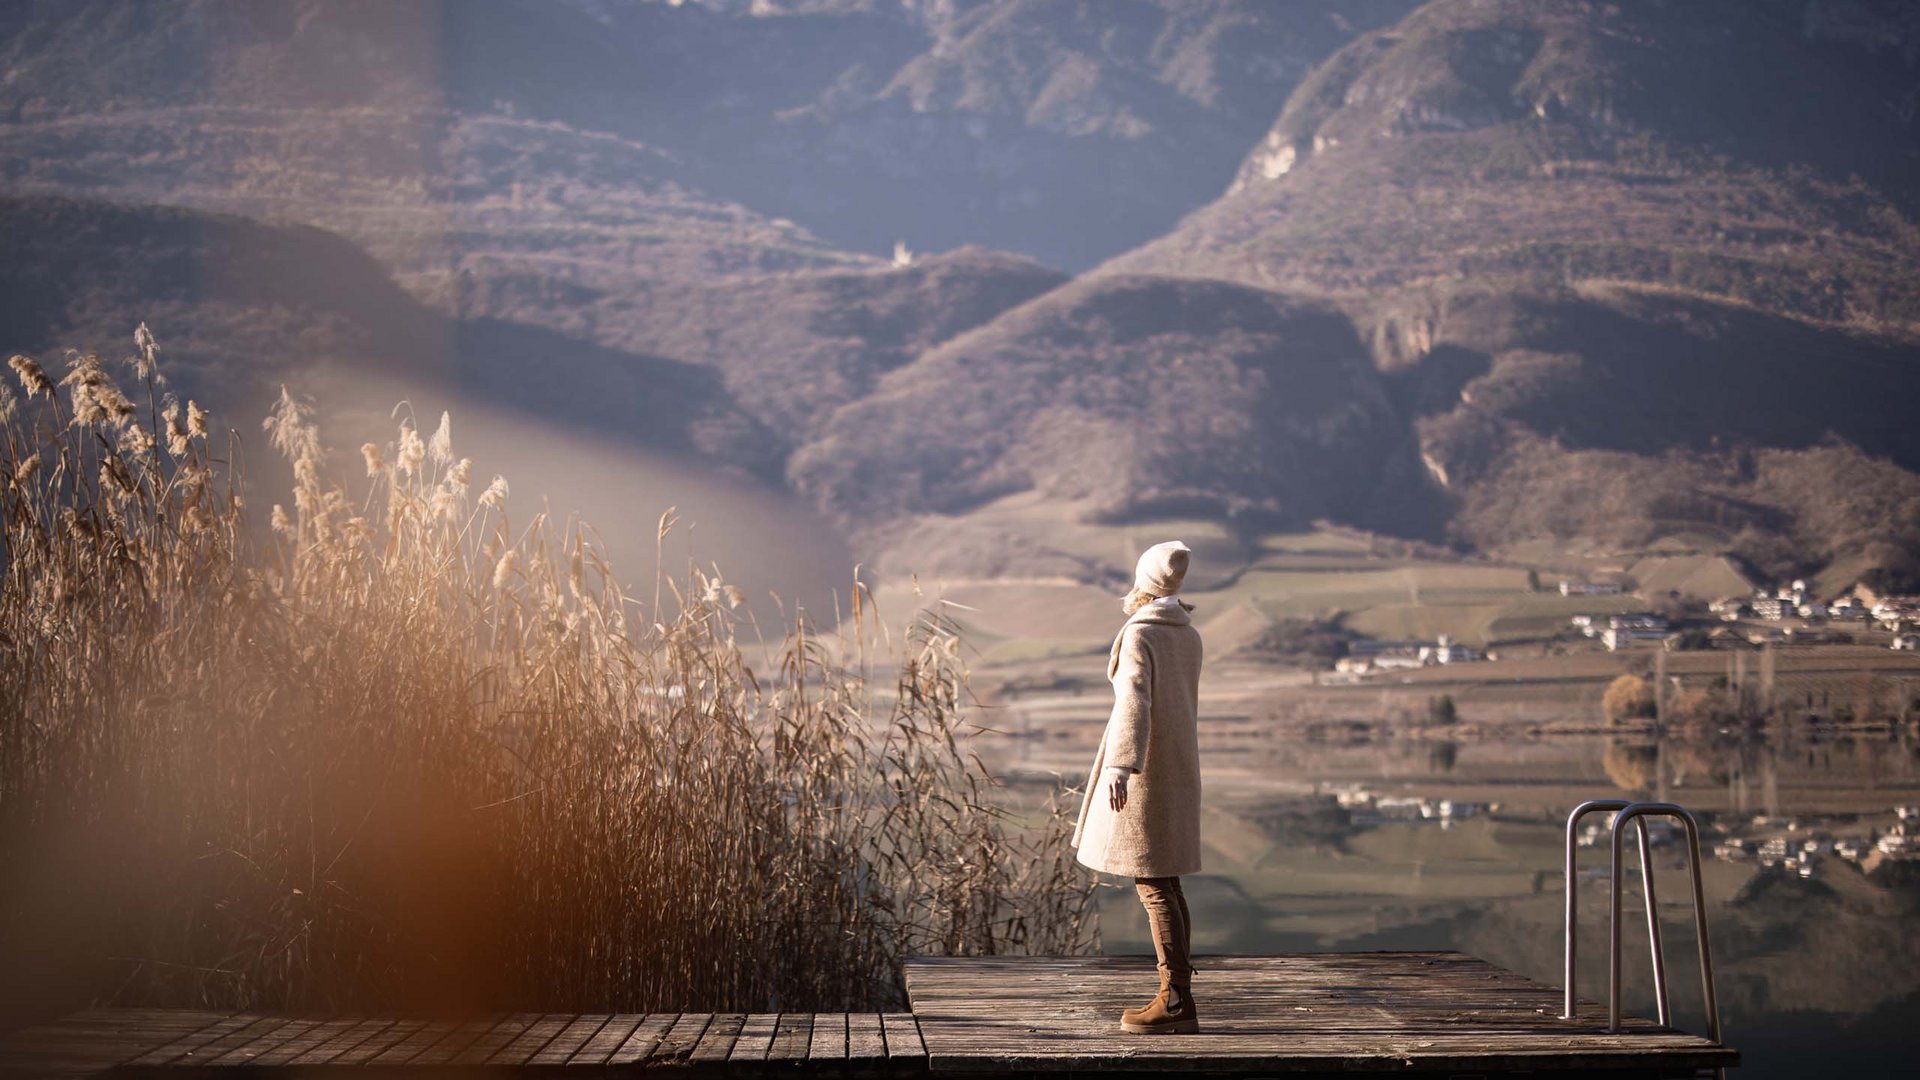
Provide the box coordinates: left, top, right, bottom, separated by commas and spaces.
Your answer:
0, 953, 1736, 1077
906, 953, 1736, 1077
0, 1011, 927, 1077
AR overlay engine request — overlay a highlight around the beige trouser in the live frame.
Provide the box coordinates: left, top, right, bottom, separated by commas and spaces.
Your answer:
1133, 876, 1193, 989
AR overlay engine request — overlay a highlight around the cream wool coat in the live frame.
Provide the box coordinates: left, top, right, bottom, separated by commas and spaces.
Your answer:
1072, 599, 1203, 879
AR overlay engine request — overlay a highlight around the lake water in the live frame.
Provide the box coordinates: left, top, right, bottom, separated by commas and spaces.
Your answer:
986, 725, 1920, 1079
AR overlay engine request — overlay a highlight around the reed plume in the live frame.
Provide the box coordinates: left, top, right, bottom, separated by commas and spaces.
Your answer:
0, 327, 1096, 1018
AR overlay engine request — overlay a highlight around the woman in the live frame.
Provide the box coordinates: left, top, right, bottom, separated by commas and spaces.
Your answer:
1072, 540, 1204, 1034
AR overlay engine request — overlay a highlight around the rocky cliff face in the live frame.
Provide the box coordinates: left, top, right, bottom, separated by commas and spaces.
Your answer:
790, 274, 1428, 532
1107, 0, 1920, 330
6, 0, 1920, 582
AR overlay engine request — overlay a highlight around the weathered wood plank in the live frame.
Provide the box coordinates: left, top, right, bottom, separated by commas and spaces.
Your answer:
567, 1014, 646, 1066
288, 1018, 395, 1066
404, 1015, 507, 1067
690, 1013, 747, 1063
846, 1013, 887, 1061
728, 1014, 779, 1063
207, 1016, 322, 1066
0, 1010, 227, 1077
449, 1014, 540, 1066
880, 1014, 923, 1060
485, 1014, 574, 1066
167, 1016, 290, 1067
808, 1013, 848, 1060
528, 1014, 612, 1066
246, 1015, 359, 1067
605, 1014, 678, 1066
650, 1012, 714, 1064
768, 1013, 812, 1062
122, 1013, 252, 1067
330, 1019, 426, 1067
367, 1018, 462, 1066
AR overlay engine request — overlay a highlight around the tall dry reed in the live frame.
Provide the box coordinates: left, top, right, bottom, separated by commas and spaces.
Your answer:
0, 327, 1095, 1017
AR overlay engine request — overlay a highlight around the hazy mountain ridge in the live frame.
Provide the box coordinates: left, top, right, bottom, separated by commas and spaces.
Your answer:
6, 0, 1920, 585
0, 0, 1416, 272
533, 247, 1068, 449
0, 105, 869, 299
1068, 0, 1920, 578
1107, 0, 1920, 330
0, 193, 776, 472
759, 0, 1422, 265
790, 274, 1431, 532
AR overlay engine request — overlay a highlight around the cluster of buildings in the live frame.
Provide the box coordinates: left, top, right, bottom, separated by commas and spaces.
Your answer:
1568, 612, 1672, 651
1706, 582, 1920, 649
1712, 580, 1836, 623
1333, 635, 1484, 675
1711, 805, 1920, 881
1329, 785, 1491, 829
1866, 593, 1920, 632
1328, 578, 1920, 672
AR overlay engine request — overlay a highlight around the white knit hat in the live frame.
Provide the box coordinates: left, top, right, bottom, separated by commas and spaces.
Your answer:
1133, 540, 1191, 597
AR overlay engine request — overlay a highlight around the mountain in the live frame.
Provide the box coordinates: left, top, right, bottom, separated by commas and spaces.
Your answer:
0, 193, 773, 470
0, 0, 1087, 453
1081, 0, 1920, 577
743, 0, 1422, 267
1107, 0, 1920, 330
6, 0, 1920, 588
0, 0, 1419, 273
791, 274, 1430, 532
553, 247, 1066, 448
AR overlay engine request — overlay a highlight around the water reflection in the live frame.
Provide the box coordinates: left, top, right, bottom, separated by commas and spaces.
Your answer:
986, 725, 1920, 1079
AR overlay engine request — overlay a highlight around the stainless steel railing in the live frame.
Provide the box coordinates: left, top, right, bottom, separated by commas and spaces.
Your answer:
1561, 799, 1723, 1051
1562, 800, 1658, 1020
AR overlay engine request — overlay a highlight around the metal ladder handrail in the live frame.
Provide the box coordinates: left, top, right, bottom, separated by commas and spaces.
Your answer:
1607, 802, 1721, 1046
1562, 799, 1667, 1022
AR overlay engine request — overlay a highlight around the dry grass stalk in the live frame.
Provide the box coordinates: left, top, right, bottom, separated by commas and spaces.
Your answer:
0, 328, 1096, 1016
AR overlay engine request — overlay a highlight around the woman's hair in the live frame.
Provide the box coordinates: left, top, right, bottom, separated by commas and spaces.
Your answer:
1121, 589, 1196, 616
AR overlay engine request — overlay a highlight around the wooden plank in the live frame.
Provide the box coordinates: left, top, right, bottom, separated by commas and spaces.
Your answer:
288, 1018, 395, 1066
728, 1014, 780, 1063
0, 1011, 228, 1076
881, 1013, 924, 1060
332, 1019, 428, 1067
563, 1014, 643, 1066
808, 1013, 848, 1060
690, 1013, 747, 1063
486, 1014, 575, 1066
846, 1013, 888, 1060
250, 1016, 363, 1067
402, 1015, 508, 1067
768, 1013, 813, 1063
605, 1014, 678, 1066
528, 1014, 613, 1066
449, 1014, 541, 1066
649, 1012, 715, 1064
166, 1016, 290, 1067
368, 1017, 462, 1066
207, 1016, 322, 1066
123, 1013, 253, 1067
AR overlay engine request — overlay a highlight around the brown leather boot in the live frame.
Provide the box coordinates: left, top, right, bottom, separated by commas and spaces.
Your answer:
1121, 982, 1199, 1034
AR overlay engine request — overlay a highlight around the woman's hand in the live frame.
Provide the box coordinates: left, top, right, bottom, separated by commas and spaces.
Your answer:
1105, 766, 1130, 811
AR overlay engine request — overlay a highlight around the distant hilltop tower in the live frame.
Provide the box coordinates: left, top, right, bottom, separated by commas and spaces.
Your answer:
893, 240, 914, 268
